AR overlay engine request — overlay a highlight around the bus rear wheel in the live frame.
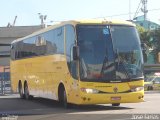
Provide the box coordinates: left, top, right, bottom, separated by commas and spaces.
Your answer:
112, 103, 120, 106
18, 82, 24, 99
24, 82, 33, 100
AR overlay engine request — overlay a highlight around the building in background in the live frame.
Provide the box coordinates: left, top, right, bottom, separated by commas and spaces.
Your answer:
133, 15, 160, 30
0, 25, 42, 94
0, 25, 42, 66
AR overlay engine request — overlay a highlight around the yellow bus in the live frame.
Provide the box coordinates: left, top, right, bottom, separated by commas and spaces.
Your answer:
10, 19, 144, 108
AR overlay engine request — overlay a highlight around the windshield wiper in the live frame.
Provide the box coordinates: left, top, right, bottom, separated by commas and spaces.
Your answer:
101, 56, 108, 75
100, 56, 116, 79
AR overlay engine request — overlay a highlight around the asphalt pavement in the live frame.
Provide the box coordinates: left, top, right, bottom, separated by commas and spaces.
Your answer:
0, 91, 160, 120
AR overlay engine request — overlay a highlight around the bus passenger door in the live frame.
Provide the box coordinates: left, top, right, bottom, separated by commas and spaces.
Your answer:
65, 25, 80, 103
66, 59, 79, 103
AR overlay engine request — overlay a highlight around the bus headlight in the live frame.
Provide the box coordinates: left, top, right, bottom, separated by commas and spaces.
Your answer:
131, 86, 144, 92
81, 88, 99, 94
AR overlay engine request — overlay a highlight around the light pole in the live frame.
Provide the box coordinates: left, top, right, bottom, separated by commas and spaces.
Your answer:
129, 0, 131, 20
141, 0, 148, 21
38, 13, 47, 28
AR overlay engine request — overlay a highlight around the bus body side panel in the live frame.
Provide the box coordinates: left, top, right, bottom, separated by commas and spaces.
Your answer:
10, 60, 26, 93
10, 54, 80, 102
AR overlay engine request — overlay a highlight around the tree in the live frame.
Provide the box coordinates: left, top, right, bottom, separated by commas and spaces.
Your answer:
150, 28, 160, 63
136, 24, 160, 63
136, 25, 151, 47
136, 25, 151, 62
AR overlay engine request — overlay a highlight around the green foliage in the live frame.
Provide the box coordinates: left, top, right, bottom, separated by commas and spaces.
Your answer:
151, 28, 160, 49
150, 28, 160, 62
136, 25, 151, 62
136, 24, 160, 63
136, 25, 145, 34
136, 25, 151, 47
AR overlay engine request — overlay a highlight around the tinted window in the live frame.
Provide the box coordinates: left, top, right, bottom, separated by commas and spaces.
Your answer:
11, 26, 65, 60
66, 25, 75, 61
43, 27, 64, 54
23, 37, 37, 57
55, 27, 64, 54
44, 31, 57, 54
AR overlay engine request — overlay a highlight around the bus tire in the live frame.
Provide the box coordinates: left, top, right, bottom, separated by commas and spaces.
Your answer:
18, 81, 24, 99
63, 89, 68, 108
24, 82, 33, 100
112, 103, 120, 106
58, 84, 68, 108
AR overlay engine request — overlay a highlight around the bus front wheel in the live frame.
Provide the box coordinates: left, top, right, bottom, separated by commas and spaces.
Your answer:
58, 85, 68, 108
63, 89, 68, 108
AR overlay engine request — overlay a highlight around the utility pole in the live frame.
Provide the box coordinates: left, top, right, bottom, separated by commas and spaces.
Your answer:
141, 0, 148, 21
129, 0, 131, 20
38, 13, 47, 28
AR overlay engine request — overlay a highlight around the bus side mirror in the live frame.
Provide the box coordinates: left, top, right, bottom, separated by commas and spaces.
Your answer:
73, 46, 79, 60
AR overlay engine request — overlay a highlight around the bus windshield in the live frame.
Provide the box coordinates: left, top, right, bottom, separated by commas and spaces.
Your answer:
76, 25, 143, 82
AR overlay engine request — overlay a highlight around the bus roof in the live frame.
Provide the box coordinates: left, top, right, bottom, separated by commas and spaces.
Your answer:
12, 18, 135, 44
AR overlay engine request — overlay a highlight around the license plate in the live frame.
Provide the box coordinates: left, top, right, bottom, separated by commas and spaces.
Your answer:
111, 96, 121, 101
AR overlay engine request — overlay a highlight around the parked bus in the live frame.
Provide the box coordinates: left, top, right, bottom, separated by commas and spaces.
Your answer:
10, 19, 144, 107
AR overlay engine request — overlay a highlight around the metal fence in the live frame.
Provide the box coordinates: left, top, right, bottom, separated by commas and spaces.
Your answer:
0, 66, 11, 95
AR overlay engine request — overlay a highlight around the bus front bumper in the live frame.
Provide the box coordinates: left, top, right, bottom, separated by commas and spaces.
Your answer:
76, 91, 144, 105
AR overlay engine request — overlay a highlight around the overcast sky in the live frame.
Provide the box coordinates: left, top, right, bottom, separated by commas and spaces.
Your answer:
0, 0, 160, 26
